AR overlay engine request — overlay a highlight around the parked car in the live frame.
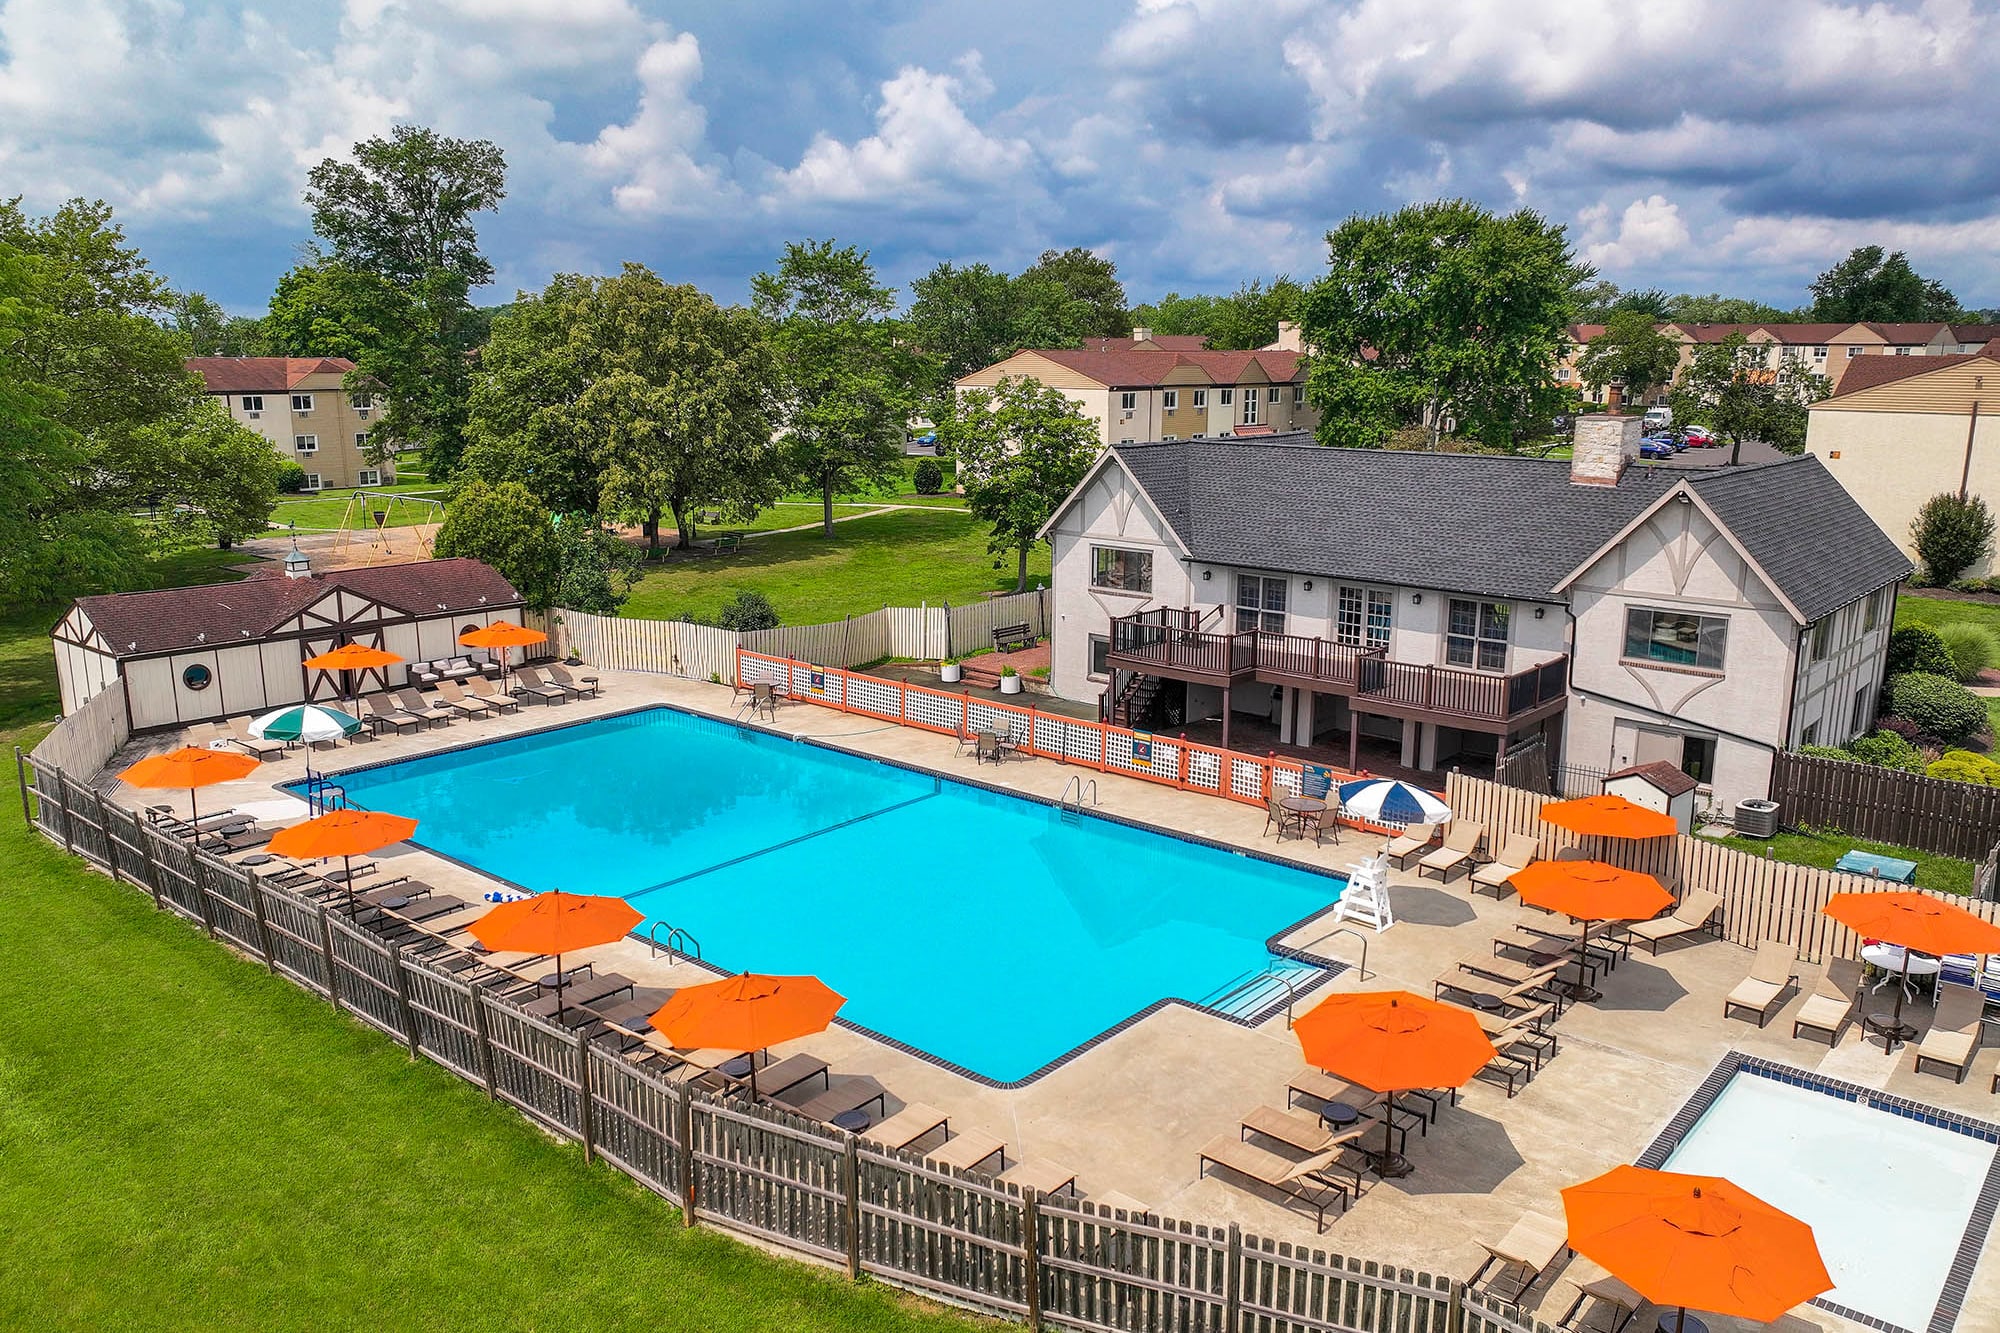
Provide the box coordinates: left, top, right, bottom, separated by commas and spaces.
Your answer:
1643, 406, 1673, 430
1639, 437, 1675, 460
1683, 424, 1717, 447
1644, 432, 1685, 453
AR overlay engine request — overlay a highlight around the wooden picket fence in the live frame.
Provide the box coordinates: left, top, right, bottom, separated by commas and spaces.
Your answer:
1768, 750, 2000, 862
1445, 771, 2000, 961
18, 752, 1551, 1333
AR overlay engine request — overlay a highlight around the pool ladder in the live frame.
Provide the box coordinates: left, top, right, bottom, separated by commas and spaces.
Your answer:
1060, 776, 1098, 817
646, 922, 703, 962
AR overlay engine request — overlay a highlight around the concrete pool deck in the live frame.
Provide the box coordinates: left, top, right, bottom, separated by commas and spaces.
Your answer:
91, 669, 2000, 1333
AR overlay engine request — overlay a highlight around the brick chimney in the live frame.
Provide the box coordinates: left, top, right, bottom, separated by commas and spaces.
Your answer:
1571, 414, 1641, 486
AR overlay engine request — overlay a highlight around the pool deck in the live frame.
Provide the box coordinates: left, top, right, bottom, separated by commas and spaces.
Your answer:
96, 671, 2000, 1333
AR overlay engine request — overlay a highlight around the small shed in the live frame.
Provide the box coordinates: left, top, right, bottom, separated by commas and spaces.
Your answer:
1603, 761, 1701, 834
52, 556, 524, 733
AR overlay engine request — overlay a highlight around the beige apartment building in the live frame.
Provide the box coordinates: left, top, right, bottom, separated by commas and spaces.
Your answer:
188, 357, 393, 491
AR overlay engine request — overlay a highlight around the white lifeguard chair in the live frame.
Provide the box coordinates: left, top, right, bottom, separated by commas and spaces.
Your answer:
1333, 853, 1394, 933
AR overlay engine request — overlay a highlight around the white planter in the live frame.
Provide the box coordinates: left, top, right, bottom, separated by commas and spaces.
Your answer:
940, 663, 963, 683
999, 674, 1023, 695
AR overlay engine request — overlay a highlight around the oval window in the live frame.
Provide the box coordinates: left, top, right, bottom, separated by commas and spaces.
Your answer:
183, 664, 213, 691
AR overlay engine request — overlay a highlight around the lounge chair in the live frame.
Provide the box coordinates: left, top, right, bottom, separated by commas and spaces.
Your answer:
394, 687, 456, 726
224, 716, 287, 758
1197, 1134, 1351, 1233
511, 669, 568, 706
930, 1130, 1007, 1174
1470, 1210, 1569, 1302
1471, 834, 1540, 898
1620, 889, 1723, 955
363, 693, 424, 735
864, 1103, 950, 1152
435, 679, 495, 718
183, 720, 224, 747
1914, 985, 1985, 1082
742, 1053, 831, 1100
1556, 1257, 1644, 1332
546, 663, 599, 698
773, 1077, 889, 1126
468, 675, 520, 714
520, 972, 639, 1021
1435, 966, 1565, 1018
1240, 1106, 1369, 1191
1384, 822, 1437, 869
998, 1159, 1079, 1197
1460, 948, 1562, 990
1724, 940, 1799, 1027
519, 665, 582, 701
1419, 821, 1485, 882
1792, 958, 1863, 1044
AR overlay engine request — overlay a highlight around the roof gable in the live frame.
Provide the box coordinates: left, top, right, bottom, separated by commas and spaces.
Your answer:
187, 356, 358, 394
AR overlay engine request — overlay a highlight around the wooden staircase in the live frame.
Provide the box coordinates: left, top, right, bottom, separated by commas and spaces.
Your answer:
1111, 673, 1161, 728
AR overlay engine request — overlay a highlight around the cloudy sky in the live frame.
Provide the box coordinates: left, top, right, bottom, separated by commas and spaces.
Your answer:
4, 0, 1996, 314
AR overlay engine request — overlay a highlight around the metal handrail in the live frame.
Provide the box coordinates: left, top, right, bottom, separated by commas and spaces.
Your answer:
1060, 776, 1099, 812
646, 921, 702, 961
1295, 925, 1370, 984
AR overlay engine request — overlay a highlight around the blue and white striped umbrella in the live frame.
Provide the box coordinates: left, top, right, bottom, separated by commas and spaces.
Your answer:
1336, 779, 1451, 825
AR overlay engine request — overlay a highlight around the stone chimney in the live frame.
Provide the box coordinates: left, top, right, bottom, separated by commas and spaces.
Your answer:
1270, 319, 1304, 352
1571, 414, 1641, 486
1130, 326, 1152, 343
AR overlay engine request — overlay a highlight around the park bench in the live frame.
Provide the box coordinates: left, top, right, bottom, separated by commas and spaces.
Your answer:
992, 623, 1035, 653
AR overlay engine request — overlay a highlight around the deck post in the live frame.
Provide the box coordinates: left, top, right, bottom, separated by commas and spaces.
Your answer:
574, 1028, 596, 1164
469, 983, 498, 1100
842, 1133, 862, 1280
675, 1080, 698, 1225
1225, 1222, 1242, 1331
1021, 1187, 1043, 1330
1221, 684, 1232, 749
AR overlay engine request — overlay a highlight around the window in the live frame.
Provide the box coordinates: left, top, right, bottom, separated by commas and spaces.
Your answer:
1091, 546, 1152, 592
291, 393, 314, 413
1192, 389, 1207, 410
1336, 587, 1394, 648
181, 664, 212, 692
240, 394, 263, 413
350, 391, 374, 414
1847, 345, 1865, 357
1119, 391, 1137, 411
1851, 684, 1873, 735
1235, 574, 1287, 634
1863, 586, 1889, 632
1446, 599, 1510, 671
355, 431, 370, 450
1682, 735, 1716, 783
1811, 617, 1833, 660
1802, 720, 1820, 747
1293, 385, 1305, 404
1267, 386, 1281, 403
1160, 434, 1177, 442
294, 434, 318, 454
1162, 390, 1178, 411
1623, 608, 1728, 670
301, 473, 322, 491
1894, 346, 1911, 356
357, 469, 381, 487
1088, 635, 1110, 678
1241, 391, 1260, 425
1813, 345, 1828, 361
1218, 388, 1233, 406
1555, 366, 1572, 382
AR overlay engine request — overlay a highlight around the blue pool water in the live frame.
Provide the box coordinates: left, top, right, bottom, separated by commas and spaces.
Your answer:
326, 707, 1346, 1082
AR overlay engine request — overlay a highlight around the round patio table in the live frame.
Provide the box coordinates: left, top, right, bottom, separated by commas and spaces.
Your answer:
1657, 1315, 1707, 1333
830, 1109, 872, 1133
239, 853, 273, 867
1465, 993, 1504, 1012
1281, 796, 1327, 815
1320, 1102, 1361, 1129
377, 895, 410, 911
536, 968, 589, 990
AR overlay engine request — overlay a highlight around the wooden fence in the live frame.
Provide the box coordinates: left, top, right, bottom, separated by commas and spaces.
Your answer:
17, 752, 1550, 1333
1768, 750, 2000, 862
1445, 771, 2000, 960
28, 681, 130, 778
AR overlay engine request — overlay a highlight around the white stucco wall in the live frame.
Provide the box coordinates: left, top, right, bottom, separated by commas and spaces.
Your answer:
1046, 460, 1194, 705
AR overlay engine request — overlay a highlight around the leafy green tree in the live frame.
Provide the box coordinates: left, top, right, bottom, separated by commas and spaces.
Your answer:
714, 590, 780, 631
1126, 291, 1219, 340
1808, 245, 1961, 323
164, 290, 270, 356
1668, 332, 1827, 464
262, 255, 402, 361
1579, 310, 1683, 408
753, 239, 914, 537
1017, 247, 1128, 339
461, 274, 601, 517
1300, 199, 1583, 450
1910, 493, 1996, 584
434, 479, 562, 609
1665, 293, 1796, 323
912, 458, 943, 494
144, 399, 282, 548
550, 521, 639, 616
1134, 277, 1303, 351
905, 261, 1020, 386
941, 375, 1099, 591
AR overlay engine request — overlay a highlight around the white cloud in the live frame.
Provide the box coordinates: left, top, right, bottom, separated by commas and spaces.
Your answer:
1581, 195, 1692, 270
582, 35, 728, 215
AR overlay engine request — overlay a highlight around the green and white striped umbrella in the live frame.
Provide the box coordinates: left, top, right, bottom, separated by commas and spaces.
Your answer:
248, 704, 363, 743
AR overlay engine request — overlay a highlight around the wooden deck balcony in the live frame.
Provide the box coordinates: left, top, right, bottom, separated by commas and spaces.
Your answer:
1105, 610, 1568, 728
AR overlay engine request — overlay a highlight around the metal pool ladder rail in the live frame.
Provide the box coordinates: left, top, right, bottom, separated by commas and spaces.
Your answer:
1060, 776, 1098, 814
646, 922, 702, 961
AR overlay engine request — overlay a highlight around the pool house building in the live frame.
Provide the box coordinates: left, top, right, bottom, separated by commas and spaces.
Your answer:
1039, 418, 1912, 813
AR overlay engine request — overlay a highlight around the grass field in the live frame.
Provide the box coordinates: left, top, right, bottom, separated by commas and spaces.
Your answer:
779, 457, 968, 510
622, 508, 1047, 625
1705, 827, 1974, 896
1892, 591, 2000, 736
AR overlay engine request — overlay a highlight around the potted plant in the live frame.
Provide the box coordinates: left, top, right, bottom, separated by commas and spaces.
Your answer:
940, 657, 963, 683
998, 664, 1022, 695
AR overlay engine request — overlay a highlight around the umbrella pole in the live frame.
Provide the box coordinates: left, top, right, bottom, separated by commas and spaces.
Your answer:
555, 950, 565, 1021
344, 854, 356, 914
189, 786, 199, 829
1568, 920, 1603, 1004
1675, 1308, 1687, 1333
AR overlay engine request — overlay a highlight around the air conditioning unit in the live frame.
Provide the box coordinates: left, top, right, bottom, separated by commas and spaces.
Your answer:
356, 407, 371, 418
1735, 798, 1780, 838
247, 410, 261, 419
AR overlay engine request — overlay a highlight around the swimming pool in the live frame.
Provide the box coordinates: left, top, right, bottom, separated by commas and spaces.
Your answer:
324, 707, 1347, 1083
1653, 1058, 2000, 1332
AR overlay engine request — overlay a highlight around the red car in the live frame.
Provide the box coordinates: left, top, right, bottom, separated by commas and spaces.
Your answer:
1683, 425, 1717, 447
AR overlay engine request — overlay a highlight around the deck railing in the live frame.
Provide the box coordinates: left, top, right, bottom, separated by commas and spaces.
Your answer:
1108, 611, 1256, 679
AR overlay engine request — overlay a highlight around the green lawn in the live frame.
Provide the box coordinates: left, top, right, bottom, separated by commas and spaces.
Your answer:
678, 501, 889, 539
269, 483, 447, 533
779, 457, 967, 510
622, 508, 1046, 625
1705, 827, 1974, 896
1893, 589, 2000, 636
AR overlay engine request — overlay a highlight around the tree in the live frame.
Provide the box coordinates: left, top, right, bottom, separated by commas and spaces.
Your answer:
164, 290, 269, 356
941, 375, 1099, 591
1668, 333, 1828, 463
1910, 493, 1996, 585
433, 479, 562, 609
144, 399, 282, 549
1126, 291, 1219, 340
1808, 246, 1961, 323
549, 521, 639, 616
1300, 199, 1583, 450
904, 261, 1020, 387
1017, 247, 1128, 339
1666, 293, 1794, 324
461, 274, 602, 517
1578, 310, 1683, 408
1132, 278, 1304, 351
262, 255, 402, 361
753, 240, 914, 536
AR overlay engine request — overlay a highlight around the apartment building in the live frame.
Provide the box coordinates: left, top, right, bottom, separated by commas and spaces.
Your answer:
188, 357, 392, 491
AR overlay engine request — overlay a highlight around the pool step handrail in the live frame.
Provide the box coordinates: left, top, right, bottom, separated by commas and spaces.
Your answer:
646, 921, 702, 961
1294, 925, 1370, 985
1059, 776, 1099, 813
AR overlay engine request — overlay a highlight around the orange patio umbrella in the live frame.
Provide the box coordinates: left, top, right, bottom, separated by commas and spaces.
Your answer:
267, 807, 420, 910
1510, 860, 1674, 1002
118, 746, 261, 826
459, 621, 548, 686
469, 889, 642, 1019
1563, 1165, 1832, 1329
302, 642, 404, 710
1293, 990, 1496, 1178
1541, 793, 1678, 842
1822, 891, 2000, 1042
650, 973, 846, 1098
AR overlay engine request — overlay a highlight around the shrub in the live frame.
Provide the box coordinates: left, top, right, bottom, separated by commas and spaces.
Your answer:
1846, 729, 1927, 772
1874, 713, 1927, 745
1926, 750, 2000, 786
1936, 621, 2000, 683
276, 460, 308, 493
912, 458, 944, 495
1886, 624, 1957, 678
1797, 744, 1853, 762
1986, 576, 2000, 595
1952, 579, 1991, 594
1911, 492, 1996, 584
1889, 671, 1988, 745
714, 589, 779, 631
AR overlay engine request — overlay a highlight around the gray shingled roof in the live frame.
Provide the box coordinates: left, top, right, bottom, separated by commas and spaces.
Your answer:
1110, 435, 1909, 619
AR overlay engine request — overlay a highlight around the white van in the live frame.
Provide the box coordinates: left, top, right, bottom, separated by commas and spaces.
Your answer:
1643, 406, 1673, 429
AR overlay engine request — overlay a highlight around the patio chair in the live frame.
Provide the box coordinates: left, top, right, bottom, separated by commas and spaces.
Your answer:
1435, 965, 1566, 1019
973, 730, 1006, 764
1197, 1134, 1353, 1233
394, 687, 457, 726
863, 1103, 950, 1152
443, 656, 480, 682
1418, 821, 1485, 882
735, 1053, 831, 1101
1469, 1210, 1569, 1302
468, 675, 520, 714
1619, 889, 1723, 955
1791, 958, 1863, 1045
1723, 939, 1799, 1027
1264, 795, 1302, 840
1471, 834, 1540, 898
363, 693, 424, 735
545, 663, 599, 698
519, 664, 583, 701
435, 678, 495, 718
224, 715, 288, 759
1384, 822, 1437, 869
1913, 985, 1985, 1082
510, 668, 568, 706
